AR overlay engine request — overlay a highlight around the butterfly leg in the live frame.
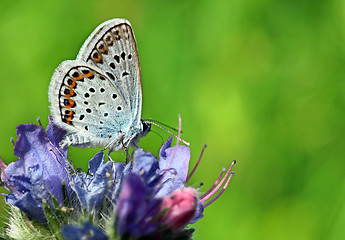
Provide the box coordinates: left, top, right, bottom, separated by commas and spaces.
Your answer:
107, 151, 114, 162
119, 135, 132, 163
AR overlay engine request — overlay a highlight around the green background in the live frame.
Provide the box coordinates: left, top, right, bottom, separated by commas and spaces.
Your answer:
0, 0, 344, 239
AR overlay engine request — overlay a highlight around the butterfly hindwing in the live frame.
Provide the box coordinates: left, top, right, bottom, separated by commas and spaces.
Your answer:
49, 60, 132, 148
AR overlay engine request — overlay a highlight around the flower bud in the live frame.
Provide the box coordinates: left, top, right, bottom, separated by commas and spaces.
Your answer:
160, 188, 197, 231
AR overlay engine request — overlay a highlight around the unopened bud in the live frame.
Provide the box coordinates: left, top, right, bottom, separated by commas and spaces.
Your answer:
160, 188, 197, 231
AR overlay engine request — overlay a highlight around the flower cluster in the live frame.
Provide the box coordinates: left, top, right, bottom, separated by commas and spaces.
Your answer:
0, 117, 235, 240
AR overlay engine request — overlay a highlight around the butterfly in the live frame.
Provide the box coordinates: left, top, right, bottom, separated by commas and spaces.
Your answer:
48, 19, 150, 152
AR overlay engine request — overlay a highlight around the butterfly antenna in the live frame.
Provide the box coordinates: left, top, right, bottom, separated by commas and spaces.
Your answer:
143, 119, 181, 133
144, 120, 190, 146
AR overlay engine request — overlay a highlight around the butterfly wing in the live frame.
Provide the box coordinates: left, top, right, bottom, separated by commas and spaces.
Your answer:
48, 60, 132, 149
76, 19, 142, 129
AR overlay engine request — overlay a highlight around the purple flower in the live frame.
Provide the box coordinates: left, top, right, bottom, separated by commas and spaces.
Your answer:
107, 160, 132, 204
69, 152, 113, 212
0, 117, 69, 222
116, 173, 162, 237
114, 137, 205, 238
131, 149, 163, 189
156, 137, 191, 197
0, 120, 236, 240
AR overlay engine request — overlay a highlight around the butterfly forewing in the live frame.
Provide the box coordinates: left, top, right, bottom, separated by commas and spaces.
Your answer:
77, 19, 142, 127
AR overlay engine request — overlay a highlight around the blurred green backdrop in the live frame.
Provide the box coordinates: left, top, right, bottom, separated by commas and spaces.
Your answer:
1, 0, 345, 239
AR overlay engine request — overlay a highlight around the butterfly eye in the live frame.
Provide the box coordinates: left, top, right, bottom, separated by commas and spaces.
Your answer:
142, 121, 151, 134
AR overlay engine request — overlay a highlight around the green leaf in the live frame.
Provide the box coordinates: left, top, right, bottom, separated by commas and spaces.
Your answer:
42, 199, 63, 240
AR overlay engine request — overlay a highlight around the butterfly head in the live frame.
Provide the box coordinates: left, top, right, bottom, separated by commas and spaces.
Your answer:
127, 120, 151, 150
141, 120, 151, 137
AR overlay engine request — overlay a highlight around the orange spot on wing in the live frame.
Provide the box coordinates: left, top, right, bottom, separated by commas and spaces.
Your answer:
74, 75, 84, 81
63, 98, 75, 109
64, 88, 75, 98
66, 114, 73, 122
68, 79, 76, 88
99, 45, 108, 54
104, 34, 113, 46
61, 109, 74, 125
94, 54, 102, 63
84, 71, 94, 78
65, 119, 72, 125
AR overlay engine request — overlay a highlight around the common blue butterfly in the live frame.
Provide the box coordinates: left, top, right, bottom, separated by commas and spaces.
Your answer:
48, 19, 150, 152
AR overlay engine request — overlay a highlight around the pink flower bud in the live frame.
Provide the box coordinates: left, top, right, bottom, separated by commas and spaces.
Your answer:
160, 188, 197, 231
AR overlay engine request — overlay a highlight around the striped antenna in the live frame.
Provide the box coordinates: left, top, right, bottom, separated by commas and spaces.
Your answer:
144, 120, 190, 146
143, 119, 180, 133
